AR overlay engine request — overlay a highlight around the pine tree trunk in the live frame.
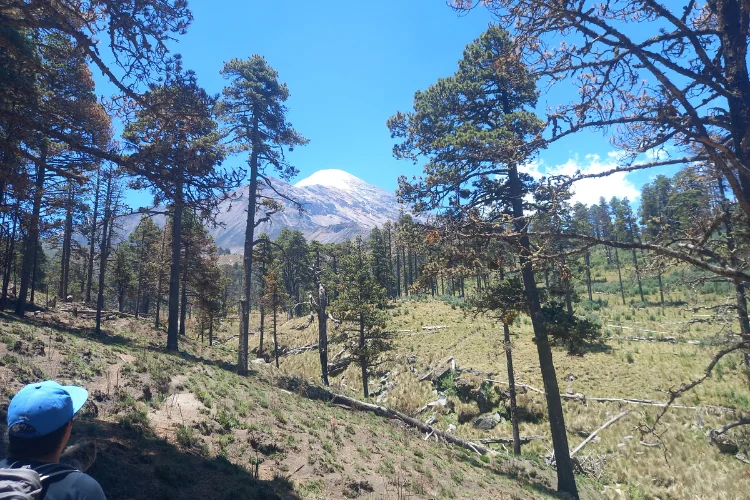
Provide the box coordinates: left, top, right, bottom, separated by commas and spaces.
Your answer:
614, 247, 625, 305
395, 246, 402, 297
85, 166, 101, 304
584, 251, 593, 302
209, 316, 214, 346
318, 283, 329, 386
407, 247, 413, 290
155, 230, 167, 329
1, 208, 18, 310
30, 243, 38, 305
166, 180, 184, 351
508, 164, 578, 498
631, 249, 644, 303
504, 322, 521, 455
657, 270, 665, 306
58, 183, 74, 300
386, 226, 394, 299
16, 143, 47, 317
239, 120, 260, 376
360, 311, 368, 398
259, 305, 265, 357
179, 271, 188, 337
402, 246, 408, 296
135, 229, 145, 319
273, 296, 279, 368
95, 174, 113, 337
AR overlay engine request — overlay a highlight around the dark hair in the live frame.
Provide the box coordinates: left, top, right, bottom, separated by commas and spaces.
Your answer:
7, 421, 70, 459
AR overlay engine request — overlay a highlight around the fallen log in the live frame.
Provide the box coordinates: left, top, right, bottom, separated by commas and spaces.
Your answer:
479, 435, 544, 445
570, 410, 629, 457
298, 384, 496, 456
284, 343, 318, 356
485, 379, 545, 395
422, 325, 448, 331
486, 379, 737, 413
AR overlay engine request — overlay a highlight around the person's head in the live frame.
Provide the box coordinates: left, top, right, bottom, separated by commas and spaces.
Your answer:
6, 381, 88, 462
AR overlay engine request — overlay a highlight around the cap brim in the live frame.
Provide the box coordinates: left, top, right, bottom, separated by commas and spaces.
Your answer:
61, 385, 89, 415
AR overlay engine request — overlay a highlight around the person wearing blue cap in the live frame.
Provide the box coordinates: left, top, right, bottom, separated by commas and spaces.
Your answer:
0, 381, 105, 499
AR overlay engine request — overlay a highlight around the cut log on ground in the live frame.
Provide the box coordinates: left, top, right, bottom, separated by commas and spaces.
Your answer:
422, 325, 448, 331
570, 410, 629, 457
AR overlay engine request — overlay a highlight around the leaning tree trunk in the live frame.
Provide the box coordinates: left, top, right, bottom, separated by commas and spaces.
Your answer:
718, 177, 750, 386
508, 163, 578, 498
239, 119, 260, 376
166, 181, 184, 352
16, 143, 47, 317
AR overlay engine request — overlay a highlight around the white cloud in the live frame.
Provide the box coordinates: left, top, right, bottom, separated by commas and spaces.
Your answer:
521, 153, 640, 206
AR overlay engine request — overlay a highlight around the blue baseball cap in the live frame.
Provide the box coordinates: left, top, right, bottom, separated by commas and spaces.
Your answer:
7, 381, 88, 438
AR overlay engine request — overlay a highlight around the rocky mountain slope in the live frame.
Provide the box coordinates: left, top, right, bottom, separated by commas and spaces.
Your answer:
119, 169, 404, 251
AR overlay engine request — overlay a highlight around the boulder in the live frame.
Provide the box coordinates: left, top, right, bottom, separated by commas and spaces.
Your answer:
473, 412, 504, 430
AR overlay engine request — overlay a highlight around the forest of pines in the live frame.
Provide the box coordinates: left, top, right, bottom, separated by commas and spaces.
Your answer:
3, 2, 750, 499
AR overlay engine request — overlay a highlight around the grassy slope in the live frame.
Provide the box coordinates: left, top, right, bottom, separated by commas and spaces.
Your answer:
0, 309, 580, 500
278, 268, 750, 500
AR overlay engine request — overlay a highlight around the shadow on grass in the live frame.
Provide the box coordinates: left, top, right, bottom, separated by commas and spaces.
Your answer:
71, 417, 301, 500
455, 451, 561, 498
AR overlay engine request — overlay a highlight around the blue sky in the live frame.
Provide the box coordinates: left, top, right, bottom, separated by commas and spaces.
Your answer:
98, 0, 668, 209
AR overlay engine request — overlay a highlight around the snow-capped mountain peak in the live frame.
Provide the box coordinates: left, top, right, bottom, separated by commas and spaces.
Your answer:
294, 169, 365, 192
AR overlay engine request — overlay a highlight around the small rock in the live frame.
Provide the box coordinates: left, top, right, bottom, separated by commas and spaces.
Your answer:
617, 443, 626, 448
567, 373, 577, 381
624, 435, 634, 440
251, 358, 267, 365
446, 424, 456, 434
565, 387, 573, 395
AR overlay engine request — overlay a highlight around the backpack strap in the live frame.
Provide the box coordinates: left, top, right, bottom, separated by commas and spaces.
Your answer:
7, 462, 79, 483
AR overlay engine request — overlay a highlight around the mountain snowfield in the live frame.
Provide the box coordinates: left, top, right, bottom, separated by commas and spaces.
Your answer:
121, 169, 404, 251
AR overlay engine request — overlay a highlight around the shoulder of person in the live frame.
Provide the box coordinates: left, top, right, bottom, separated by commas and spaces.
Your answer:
57, 469, 106, 500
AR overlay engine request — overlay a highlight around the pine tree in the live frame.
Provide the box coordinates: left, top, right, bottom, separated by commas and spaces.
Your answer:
334, 237, 389, 398
218, 55, 308, 376
389, 26, 579, 497
123, 63, 229, 352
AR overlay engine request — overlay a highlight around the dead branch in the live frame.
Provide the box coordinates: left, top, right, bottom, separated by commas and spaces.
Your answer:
648, 342, 747, 432
570, 410, 630, 458
711, 417, 750, 436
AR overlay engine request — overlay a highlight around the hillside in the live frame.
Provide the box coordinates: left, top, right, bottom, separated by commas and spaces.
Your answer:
120, 169, 404, 249
0, 307, 592, 500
